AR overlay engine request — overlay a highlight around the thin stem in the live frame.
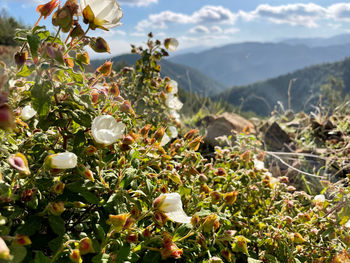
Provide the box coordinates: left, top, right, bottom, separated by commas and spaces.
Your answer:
87, 73, 102, 90
33, 15, 43, 29
52, 27, 61, 44
64, 27, 90, 55
98, 149, 107, 187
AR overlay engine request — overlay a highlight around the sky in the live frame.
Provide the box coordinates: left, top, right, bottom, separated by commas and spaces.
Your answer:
2, 0, 350, 58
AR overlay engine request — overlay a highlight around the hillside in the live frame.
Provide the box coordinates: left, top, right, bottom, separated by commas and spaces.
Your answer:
281, 33, 350, 47
213, 57, 350, 116
91, 54, 227, 96
170, 42, 350, 87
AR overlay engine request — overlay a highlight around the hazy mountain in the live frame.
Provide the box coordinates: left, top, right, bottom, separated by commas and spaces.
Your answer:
170, 41, 350, 87
281, 34, 350, 47
213, 57, 350, 116
91, 54, 227, 96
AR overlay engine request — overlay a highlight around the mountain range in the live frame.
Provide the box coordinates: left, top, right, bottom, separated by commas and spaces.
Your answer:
169, 41, 350, 87
213, 57, 350, 116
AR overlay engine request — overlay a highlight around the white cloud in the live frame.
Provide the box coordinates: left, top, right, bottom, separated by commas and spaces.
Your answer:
135, 5, 236, 31
189, 25, 210, 34
240, 4, 328, 28
189, 25, 238, 35
329, 3, 350, 22
119, 0, 157, 7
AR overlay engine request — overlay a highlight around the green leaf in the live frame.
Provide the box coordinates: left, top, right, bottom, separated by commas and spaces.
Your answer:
27, 33, 41, 58
16, 216, 42, 236
48, 235, 63, 253
115, 243, 130, 263
34, 251, 50, 263
92, 254, 110, 263
17, 65, 35, 77
9, 245, 27, 263
48, 216, 66, 236
73, 130, 87, 153
66, 182, 99, 204
31, 81, 53, 117
141, 251, 161, 263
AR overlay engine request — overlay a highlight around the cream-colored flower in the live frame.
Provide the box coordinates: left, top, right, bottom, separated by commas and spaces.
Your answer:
80, 0, 123, 30
91, 115, 125, 145
157, 193, 191, 224
166, 80, 178, 94
314, 194, 325, 203
47, 152, 78, 169
21, 105, 37, 121
0, 237, 10, 260
164, 38, 179, 52
160, 126, 178, 147
166, 94, 183, 111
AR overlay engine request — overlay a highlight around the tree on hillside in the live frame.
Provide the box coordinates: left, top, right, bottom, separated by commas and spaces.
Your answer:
0, 9, 26, 46
320, 76, 345, 111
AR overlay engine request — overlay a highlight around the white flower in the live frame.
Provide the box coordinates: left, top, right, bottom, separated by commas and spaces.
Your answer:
165, 38, 179, 52
91, 115, 125, 145
48, 152, 78, 169
160, 126, 178, 147
0, 237, 10, 260
345, 220, 350, 228
253, 159, 265, 170
80, 0, 123, 30
166, 94, 183, 111
170, 110, 181, 123
166, 80, 178, 94
314, 194, 325, 203
21, 105, 37, 121
157, 193, 191, 224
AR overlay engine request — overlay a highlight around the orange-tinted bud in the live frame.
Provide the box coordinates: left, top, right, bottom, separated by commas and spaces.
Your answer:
215, 168, 227, 176
152, 195, 166, 209
89, 37, 110, 53
120, 100, 135, 116
153, 127, 165, 142
188, 136, 203, 151
160, 233, 183, 260
37, 0, 59, 19
191, 214, 200, 227
69, 249, 82, 263
223, 191, 238, 206
124, 217, 136, 230
84, 145, 97, 155
154, 211, 168, 226
107, 213, 128, 232
97, 61, 113, 76
220, 249, 232, 262
71, 24, 85, 40
109, 83, 120, 97
333, 251, 350, 263
122, 135, 134, 145
52, 6, 73, 33
200, 184, 211, 194
290, 232, 306, 244
48, 201, 65, 216
126, 233, 138, 243
13, 235, 32, 246
140, 124, 151, 137
210, 191, 222, 204
65, 56, 74, 68
143, 228, 152, 238
202, 214, 219, 233
184, 129, 199, 141
240, 150, 251, 162
53, 181, 65, 194
14, 51, 27, 68
79, 237, 95, 255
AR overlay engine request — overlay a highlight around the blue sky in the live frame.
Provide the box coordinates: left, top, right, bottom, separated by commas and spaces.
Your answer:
2, 0, 350, 58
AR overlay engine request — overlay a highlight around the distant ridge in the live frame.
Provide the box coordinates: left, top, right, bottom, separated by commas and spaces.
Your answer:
213, 57, 350, 116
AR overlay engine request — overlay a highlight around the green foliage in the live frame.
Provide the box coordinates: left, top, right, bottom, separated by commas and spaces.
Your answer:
0, 10, 26, 46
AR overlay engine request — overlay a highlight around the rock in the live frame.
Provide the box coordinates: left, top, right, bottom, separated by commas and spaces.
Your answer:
264, 122, 292, 151
203, 112, 255, 147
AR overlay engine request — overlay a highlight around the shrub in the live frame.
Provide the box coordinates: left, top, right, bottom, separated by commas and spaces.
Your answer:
0, 1, 348, 262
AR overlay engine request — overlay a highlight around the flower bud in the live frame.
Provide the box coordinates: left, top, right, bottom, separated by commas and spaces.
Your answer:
37, 0, 59, 19
79, 237, 95, 255
232, 235, 249, 254
45, 152, 78, 170
21, 105, 37, 121
188, 136, 203, 151
84, 145, 97, 155
69, 249, 82, 263
153, 127, 165, 142
143, 228, 152, 238
210, 191, 222, 204
97, 61, 113, 76
290, 232, 306, 244
0, 238, 10, 260
126, 233, 138, 243
220, 249, 232, 262
71, 24, 85, 40
48, 202, 65, 216
215, 168, 227, 177
0, 104, 14, 129
53, 181, 65, 194
89, 37, 110, 53
77, 164, 94, 182
119, 100, 135, 116
107, 213, 128, 232
160, 233, 183, 260
223, 191, 238, 206
14, 51, 27, 68
191, 214, 200, 227
109, 83, 120, 97
153, 211, 168, 226
12, 235, 32, 246
52, 6, 74, 33
184, 129, 199, 141
8, 153, 30, 176
140, 124, 151, 137
209, 257, 223, 263
202, 214, 219, 233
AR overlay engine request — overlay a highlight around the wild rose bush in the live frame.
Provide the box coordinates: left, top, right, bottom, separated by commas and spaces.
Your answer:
0, 0, 349, 262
